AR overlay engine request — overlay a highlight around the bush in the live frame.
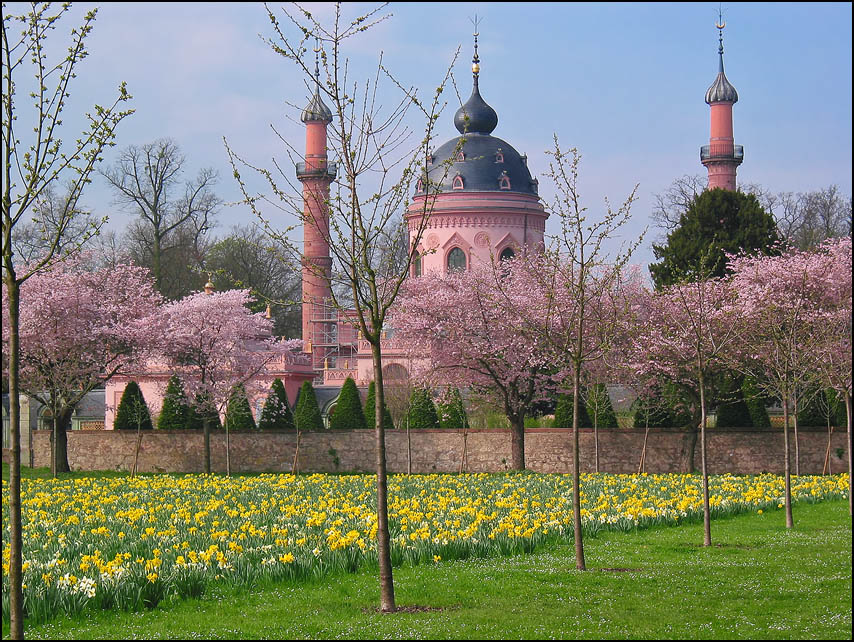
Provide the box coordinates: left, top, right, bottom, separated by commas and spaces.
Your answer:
114, 381, 153, 431
585, 383, 618, 428
158, 375, 189, 430
224, 384, 256, 431
742, 376, 771, 428
294, 381, 324, 431
406, 387, 440, 430
436, 387, 469, 429
553, 393, 591, 429
187, 392, 222, 431
329, 377, 367, 430
631, 384, 693, 429
715, 376, 753, 428
798, 389, 848, 428
258, 378, 295, 430
364, 380, 394, 430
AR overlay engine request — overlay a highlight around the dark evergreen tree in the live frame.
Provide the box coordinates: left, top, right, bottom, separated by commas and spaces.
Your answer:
741, 376, 772, 428
437, 387, 469, 429
714, 376, 754, 428
798, 389, 845, 428
187, 392, 222, 431
631, 383, 694, 429
553, 393, 592, 429
329, 377, 367, 430
363, 380, 394, 430
585, 383, 618, 428
649, 188, 779, 289
294, 380, 324, 431
406, 387, 440, 430
258, 378, 295, 430
224, 383, 256, 431
114, 381, 153, 431
158, 374, 189, 430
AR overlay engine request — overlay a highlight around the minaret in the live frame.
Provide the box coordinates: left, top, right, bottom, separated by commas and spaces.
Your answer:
296, 50, 336, 368
700, 17, 742, 191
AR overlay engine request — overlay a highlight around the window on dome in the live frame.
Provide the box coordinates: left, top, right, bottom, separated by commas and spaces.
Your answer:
499, 174, 511, 190
456, 150, 465, 161
452, 175, 464, 190
499, 247, 515, 261
447, 247, 466, 272
495, 152, 504, 163
416, 178, 424, 192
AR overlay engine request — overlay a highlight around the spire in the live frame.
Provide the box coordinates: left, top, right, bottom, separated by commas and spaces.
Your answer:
453, 16, 498, 135
301, 41, 333, 123
705, 13, 738, 104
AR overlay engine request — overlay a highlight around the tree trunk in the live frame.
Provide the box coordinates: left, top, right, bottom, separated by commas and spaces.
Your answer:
371, 342, 396, 613
509, 415, 525, 471
792, 400, 800, 477
459, 428, 468, 474
203, 415, 211, 474
823, 425, 833, 475
132, 427, 143, 477
293, 429, 301, 475
4, 273, 24, 639
152, 232, 162, 293
406, 415, 412, 475
782, 395, 794, 528
699, 376, 711, 547
593, 416, 600, 474
51, 406, 73, 475
638, 418, 650, 475
845, 391, 852, 517
225, 420, 231, 477
571, 372, 586, 570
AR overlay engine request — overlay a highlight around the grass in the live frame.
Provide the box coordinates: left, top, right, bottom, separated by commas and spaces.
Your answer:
3, 467, 850, 640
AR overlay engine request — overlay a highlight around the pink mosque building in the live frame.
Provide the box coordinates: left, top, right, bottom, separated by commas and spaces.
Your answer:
98, 23, 740, 429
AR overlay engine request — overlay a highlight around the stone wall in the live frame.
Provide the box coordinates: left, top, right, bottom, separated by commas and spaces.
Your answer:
19, 426, 849, 475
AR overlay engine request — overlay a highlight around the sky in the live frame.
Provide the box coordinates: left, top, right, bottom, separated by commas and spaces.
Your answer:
6, 2, 852, 270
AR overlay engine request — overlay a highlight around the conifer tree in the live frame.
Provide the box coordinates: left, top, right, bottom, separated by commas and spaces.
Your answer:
437, 387, 469, 429
715, 377, 754, 427
585, 383, 618, 428
224, 383, 256, 431
294, 381, 324, 431
364, 381, 394, 430
158, 375, 190, 430
329, 377, 367, 430
187, 392, 222, 431
114, 381, 153, 431
741, 376, 772, 428
406, 387, 440, 430
258, 378, 295, 430
554, 393, 592, 429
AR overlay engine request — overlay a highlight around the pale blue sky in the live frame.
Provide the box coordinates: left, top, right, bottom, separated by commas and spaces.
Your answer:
7, 2, 852, 268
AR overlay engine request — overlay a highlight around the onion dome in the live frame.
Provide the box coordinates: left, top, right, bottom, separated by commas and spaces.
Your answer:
705, 27, 738, 104
301, 50, 333, 123
453, 31, 498, 134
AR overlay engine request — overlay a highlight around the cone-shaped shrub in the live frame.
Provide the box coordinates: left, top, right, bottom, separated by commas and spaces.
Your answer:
797, 390, 828, 427
187, 392, 222, 430
364, 381, 394, 430
715, 378, 753, 427
224, 383, 256, 431
829, 390, 848, 428
586, 383, 618, 428
554, 393, 592, 429
741, 376, 771, 428
114, 381, 153, 431
258, 378, 295, 430
158, 375, 189, 430
437, 387, 469, 429
329, 377, 367, 430
294, 380, 324, 431
407, 387, 440, 430
631, 385, 693, 429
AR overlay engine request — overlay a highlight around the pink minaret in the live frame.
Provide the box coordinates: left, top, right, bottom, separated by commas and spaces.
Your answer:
296, 58, 336, 365
701, 19, 742, 191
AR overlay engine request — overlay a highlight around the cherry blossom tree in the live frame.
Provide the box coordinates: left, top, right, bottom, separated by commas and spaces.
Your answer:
1, 258, 161, 475
729, 237, 852, 524
627, 276, 741, 546
394, 258, 554, 471
159, 288, 302, 474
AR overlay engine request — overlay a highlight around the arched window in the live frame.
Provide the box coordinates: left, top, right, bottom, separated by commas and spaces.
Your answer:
499, 174, 511, 190
382, 363, 409, 382
452, 175, 464, 190
456, 150, 465, 161
494, 151, 504, 163
416, 178, 424, 192
412, 252, 422, 277
447, 247, 466, 272
499, 247, 516, 261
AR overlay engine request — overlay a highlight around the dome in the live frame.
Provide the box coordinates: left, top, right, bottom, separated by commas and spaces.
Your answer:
301, 87, 332, 123
453, 80, 498, 135
420, 133, 539, 196
705, 43, 738, 104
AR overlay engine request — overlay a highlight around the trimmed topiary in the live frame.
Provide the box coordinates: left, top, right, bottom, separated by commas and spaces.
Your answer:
715, 376, 753, 428
406, 387, 440, 430
158, 375, 189, 430
258, 378, 295, 430
364, 381, 394, 430
797, 390, 828, 427
553, 393, 592, 429
294, 381, 324, 431
741, 376, 771, 428
437, 387, 469, 429
114, 381, 153, 431
329, 377, 367, 430
224, 383, 256, 431
631, 383, 694, 429
585, 383, 618, 429
187, 392, 222, 431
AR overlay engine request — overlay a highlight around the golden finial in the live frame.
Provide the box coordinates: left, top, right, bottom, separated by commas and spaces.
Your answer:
204, 274, 215, 295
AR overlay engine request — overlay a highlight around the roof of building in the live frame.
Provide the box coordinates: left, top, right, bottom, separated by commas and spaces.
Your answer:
705, 30, 738, 104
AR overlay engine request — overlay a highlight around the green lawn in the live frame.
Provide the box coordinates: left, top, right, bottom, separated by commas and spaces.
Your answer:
3, 465, 849, 640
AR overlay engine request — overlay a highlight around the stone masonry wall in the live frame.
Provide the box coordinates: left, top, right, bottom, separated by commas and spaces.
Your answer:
20, 426, 850, 475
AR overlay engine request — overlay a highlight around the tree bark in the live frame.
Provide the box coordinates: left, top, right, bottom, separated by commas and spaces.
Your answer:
203, 415, 211, 474
293, 429, 301, 475
782, 395, 794, 528
699, 375, 711, 547
51, 406, 73, 475
509, 416, 525, 471
371, 342, 396, 613
845, 391, 852, 517
572, 372, 586, 570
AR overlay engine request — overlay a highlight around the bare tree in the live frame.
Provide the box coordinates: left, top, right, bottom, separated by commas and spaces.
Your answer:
2, 4, 133, 637
773, 185, 851, 251
226, 2, 458, 613
101, 138, 219, 296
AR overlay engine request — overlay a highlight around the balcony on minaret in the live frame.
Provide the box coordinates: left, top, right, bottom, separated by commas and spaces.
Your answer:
700, 143, 744, 164
296, 160, 337, 181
